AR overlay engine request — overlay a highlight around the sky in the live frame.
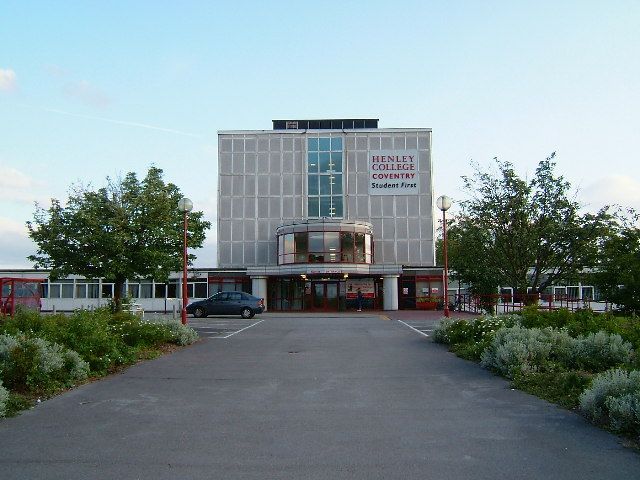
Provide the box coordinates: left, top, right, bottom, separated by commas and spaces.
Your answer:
1, 0, 639, 269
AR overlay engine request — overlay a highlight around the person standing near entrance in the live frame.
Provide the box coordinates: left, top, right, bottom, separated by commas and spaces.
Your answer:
357, 288, 363, 312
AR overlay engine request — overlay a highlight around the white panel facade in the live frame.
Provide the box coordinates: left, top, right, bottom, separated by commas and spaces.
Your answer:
217, 128, 435, 268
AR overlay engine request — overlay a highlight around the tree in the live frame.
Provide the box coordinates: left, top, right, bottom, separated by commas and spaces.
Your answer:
594, 209, 640, 315
448, 154, 610, 299
27, 167, 211, 311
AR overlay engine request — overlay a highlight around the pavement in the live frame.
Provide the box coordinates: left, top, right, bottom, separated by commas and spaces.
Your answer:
0, 313, 638, 479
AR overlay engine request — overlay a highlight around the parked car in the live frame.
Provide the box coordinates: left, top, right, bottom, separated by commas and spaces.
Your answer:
186, 291, 264, 319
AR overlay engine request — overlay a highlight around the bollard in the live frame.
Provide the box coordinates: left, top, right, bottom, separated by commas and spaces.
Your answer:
172, 304, 177, 320
52, 305, 56, 315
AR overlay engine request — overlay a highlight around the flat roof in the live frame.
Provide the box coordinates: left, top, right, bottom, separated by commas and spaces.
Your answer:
218, 127, 431, 135
272, 119, 379, 130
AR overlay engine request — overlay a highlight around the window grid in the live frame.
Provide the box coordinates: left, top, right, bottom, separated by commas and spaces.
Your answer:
307, 137, 343, 218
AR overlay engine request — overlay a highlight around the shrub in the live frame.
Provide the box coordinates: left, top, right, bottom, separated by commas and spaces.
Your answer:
480, 326, 555, 378
480, 326, 580, 377
158, 321, 199, 346
0, 380, 8, 417
0, 333, 89, 393
0, 334, 20, 362
580, 369, 640, 437
108, 313, 172, 348
52, 310, 133, 373
433, 318, 471, 344
519, 306, 572, 330
605, 393, 640, 434
2, 307, 58, 337
570, 332, 633, 371
433, 315, 519, 345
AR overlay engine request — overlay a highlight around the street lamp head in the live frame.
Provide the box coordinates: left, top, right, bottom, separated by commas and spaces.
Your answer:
436, 195, 452, 212
178, 197, 193, 213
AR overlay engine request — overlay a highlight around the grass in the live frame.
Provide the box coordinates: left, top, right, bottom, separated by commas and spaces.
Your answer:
511, 371, 593, 410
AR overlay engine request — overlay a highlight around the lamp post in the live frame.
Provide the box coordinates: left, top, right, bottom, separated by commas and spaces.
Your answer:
436, 195, 452, 318
178, 197, 193, 325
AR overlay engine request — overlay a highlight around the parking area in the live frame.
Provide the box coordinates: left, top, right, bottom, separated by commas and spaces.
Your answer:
396, 318, 438, 337
2, 312, 638, 479
185, 317, 263, 339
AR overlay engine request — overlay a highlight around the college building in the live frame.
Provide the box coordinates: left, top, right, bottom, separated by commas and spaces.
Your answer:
2, 119, 608, 314
2, 119, 446, 313
216, 118, 442, 312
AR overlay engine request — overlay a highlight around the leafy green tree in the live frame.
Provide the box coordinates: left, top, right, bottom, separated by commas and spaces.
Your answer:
448, 154, 610, 299
595, 209, 640, 314
27, 167, 211, 311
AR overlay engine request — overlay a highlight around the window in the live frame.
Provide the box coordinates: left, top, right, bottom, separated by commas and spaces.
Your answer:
102, 284, 114, 298
276, 230, 374, 265
128, 283, 140, 298
567, 286, 580, 300
167, 281, 178, 298
187, 280, 208, 298
341, 232, 354, 262
307, 137, 343, 218
228, 292, 242, 301
355, 233, 366, 262
582, 286, 594, 300
325, 232, 340, 262
140, 282, 153, 298
295, 233, 308, 262
154, 284, 166, 299
208, 277, 248, 294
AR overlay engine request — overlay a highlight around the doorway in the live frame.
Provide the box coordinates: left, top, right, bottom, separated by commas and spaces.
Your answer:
308, 281, 340, 311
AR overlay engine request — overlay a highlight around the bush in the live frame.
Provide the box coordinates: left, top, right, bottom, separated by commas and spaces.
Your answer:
433, 315, 520, 345
519, 306, 573, 330
580, 369, 640, 437
1, 307, 57, 337
571, 332, 633, 371
480, 326, 555, 378
108, 313, 172, 348
0, 333, 89, 393
156, 321, 199, 346
48, 309, 134, 374
0, 380, 8, 417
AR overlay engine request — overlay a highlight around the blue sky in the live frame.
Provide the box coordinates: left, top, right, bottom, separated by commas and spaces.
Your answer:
1, 0, 639, 268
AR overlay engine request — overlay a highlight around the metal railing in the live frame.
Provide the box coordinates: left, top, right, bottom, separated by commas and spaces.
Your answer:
450, 293, 612, 315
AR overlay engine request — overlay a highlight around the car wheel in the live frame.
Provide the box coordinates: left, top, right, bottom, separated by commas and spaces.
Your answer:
194, 307, 207, 318
240, 307, 254, 319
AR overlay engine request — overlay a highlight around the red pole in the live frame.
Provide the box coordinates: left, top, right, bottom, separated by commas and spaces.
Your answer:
443, 209, 450, 318
181, 210, 189, 325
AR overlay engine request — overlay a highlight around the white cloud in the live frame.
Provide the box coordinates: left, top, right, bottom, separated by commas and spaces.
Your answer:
0, 68, 17, 92
0, 165, 49, 205
0, 216, 28, 236
0, 216, 34, 268
581, 174, 640, 211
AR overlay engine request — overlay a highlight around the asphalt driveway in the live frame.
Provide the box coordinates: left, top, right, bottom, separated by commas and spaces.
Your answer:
0, 314, 638, 479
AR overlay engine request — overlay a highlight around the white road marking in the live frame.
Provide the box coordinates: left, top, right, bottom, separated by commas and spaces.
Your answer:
212, 319, 264, 339
397, 320, 431, 337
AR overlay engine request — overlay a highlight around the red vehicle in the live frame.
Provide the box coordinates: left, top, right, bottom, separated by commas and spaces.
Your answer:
0, 278, 43, 317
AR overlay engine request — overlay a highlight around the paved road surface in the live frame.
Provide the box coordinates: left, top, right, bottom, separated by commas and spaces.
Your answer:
0, 313, 637, 479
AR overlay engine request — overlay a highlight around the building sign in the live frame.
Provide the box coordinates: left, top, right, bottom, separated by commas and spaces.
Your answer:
369, 150, 419, 195
346, 279, 375, 299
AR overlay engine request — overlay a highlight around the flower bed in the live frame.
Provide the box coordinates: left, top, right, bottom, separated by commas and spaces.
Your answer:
433, 309, 639, 441
0, 307, 198, 417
